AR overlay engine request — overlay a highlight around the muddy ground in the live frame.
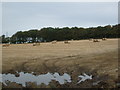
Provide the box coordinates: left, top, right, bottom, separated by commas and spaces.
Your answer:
1, 39, 119, 88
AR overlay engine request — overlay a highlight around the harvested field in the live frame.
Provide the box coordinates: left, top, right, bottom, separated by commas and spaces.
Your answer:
2, 39, 118, 88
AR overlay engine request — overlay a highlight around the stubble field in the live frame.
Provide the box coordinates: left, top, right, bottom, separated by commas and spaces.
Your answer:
1, 39, 118, 88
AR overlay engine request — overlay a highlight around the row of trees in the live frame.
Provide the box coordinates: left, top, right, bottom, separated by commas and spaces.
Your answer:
1, 24, 119, 44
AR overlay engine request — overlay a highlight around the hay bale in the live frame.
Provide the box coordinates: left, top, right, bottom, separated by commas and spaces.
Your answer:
52, 40, 57, 44
89, 38, 93, 41
93, 39, 100, 42
2, 44, 10, 47
33, 43, 40, 46
102, 38, 107, 41
64, 41, 70, 44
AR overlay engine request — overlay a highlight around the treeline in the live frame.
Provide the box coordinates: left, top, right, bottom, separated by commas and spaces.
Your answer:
1, 24, 119, 44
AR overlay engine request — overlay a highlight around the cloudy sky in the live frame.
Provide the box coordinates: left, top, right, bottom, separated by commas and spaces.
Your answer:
1, 2, 118, 36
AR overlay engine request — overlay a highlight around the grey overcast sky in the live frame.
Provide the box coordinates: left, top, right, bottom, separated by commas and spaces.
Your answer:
2, 2, 118, 36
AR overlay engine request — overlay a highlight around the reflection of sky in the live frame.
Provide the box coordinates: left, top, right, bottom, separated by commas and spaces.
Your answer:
1, 72, 71, 87
2, 2, 118, 36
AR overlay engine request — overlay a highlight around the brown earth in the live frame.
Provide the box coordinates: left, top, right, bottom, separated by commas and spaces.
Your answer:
2, 39, 119, 88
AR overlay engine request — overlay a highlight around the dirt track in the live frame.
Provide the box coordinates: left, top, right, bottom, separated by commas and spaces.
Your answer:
2, 39, 118, 88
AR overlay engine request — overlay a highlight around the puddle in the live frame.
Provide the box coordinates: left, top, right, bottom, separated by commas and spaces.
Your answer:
92, 81, 101, 86
116, 83, 120, 86
0, 74, 2, 83
0, 72, 93, 87
0, 72, 71, 87
78, 73, 92, 83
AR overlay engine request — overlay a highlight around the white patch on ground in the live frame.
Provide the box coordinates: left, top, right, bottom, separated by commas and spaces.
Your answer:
78, 73, 92, 83
92, 81, 101, 86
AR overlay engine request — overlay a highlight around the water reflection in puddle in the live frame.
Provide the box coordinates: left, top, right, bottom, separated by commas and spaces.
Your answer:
78, 73, 92, 83
0, 72, 92, 87
0, 72, 71, 87
0, 74, 2, 83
